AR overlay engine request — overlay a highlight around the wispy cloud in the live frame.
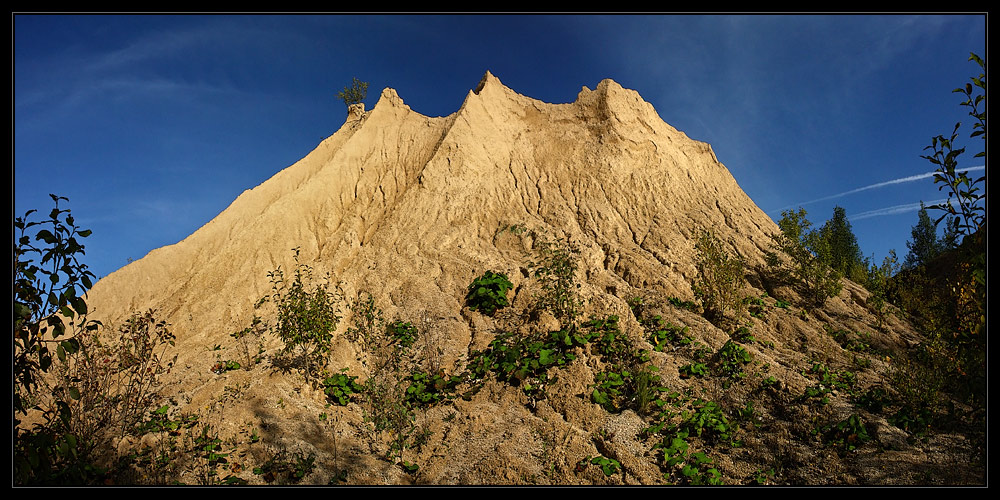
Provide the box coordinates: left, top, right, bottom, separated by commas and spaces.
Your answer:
776, 166, 984, 213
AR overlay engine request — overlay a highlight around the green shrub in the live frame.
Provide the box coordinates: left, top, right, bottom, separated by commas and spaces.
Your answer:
253, 448, 317, 484
731, 324, 756, 344
645, 317, 693, 352
667, 296, 701, 312
386, 320, 418, 349
585, 455, 621, 476
693, 229, 747, 325
865, 250, 900, 330
800, 361, 857, 405
256, 249, 341, 378
530, 236, 583, 327
467, 329, 581, 397
404, 371, 461, 408
717, 340, 751, 379
815, 414, 871, 453
922, 52, 985, 236
679, 362, 709, 379
323, 369, 364, 406
465, 271, 513, 316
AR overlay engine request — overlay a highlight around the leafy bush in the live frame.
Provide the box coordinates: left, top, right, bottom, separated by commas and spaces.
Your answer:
645, 392, 732, 485
256, 249, 341, 378
253, 448, 317, 484
404, 371, 462, 408
465, 271, 513, 316
467, 329, 583, 397
59, 310, 177, 451
645, 317, 693, 352
922, 52, 985, 236
815, 414, 871, 453
693, 229, 747, 325
667, 296, 700, 312
716, 340, 751, 379
323, 369, 364, 406
529, 235, 584, 327
387, 320, 419, 349
731, 324, 756, 344
679, 362, 709, 379
866, 250, 900, 330
584, 455, 621, 476
801, 361, 857, 405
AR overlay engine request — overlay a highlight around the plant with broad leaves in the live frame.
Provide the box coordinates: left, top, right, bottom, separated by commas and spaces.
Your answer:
465, 270, 514, 316
404, 370, 461, 408
323, 369, 364, 406
587, 455, 621, 476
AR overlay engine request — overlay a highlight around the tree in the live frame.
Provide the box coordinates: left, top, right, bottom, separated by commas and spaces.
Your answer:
770, 207, 843, 306
818, 206, 866, 282
336, 77, 369, 107
939, 214, 961, 252
903, 203, 943, 269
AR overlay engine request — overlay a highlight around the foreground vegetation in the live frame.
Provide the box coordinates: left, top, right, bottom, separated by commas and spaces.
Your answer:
14, 202, 985, 485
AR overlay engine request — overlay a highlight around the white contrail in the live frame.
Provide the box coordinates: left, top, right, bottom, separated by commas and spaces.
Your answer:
776, 165, 985, 212
850, 198, 954, 221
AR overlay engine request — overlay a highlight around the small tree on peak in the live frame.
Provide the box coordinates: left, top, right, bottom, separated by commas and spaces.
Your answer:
336, 77, 369, 108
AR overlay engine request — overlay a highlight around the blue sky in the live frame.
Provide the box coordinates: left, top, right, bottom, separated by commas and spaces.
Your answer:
14, 14, 986, 282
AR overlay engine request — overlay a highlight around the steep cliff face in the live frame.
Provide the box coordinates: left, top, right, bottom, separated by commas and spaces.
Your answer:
77, 73, 970, 486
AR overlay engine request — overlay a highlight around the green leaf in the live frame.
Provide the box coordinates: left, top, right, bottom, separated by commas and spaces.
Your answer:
35, 229, 57, 244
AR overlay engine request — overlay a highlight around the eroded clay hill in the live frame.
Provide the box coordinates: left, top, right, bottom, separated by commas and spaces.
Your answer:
82, 73, 981, 485
89, 72, 779, 367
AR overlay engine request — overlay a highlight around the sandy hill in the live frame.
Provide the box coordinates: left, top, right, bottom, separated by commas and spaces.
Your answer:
79, 72, 983, 485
